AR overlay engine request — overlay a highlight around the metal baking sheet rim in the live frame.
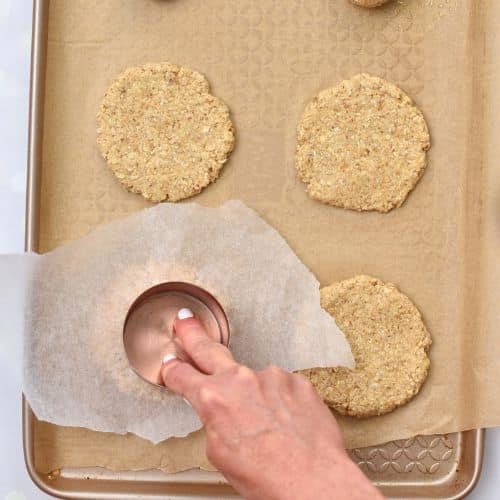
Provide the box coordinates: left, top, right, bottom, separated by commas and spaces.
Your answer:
21, 0, 485, 498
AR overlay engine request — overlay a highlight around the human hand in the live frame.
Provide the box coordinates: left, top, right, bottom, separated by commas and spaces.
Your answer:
161, 309, 383, 500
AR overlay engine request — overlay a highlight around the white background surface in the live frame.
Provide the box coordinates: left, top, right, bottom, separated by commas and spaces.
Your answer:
0, 1, 498, 498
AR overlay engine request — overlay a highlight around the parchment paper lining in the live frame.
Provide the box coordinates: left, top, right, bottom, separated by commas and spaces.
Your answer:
31, 0, 500, 475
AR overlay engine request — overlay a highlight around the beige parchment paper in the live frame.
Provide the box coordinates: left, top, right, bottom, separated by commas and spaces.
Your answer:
33, 0, 500, 474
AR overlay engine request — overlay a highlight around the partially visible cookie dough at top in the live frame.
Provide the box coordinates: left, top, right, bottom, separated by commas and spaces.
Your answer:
350, 0, 392, 8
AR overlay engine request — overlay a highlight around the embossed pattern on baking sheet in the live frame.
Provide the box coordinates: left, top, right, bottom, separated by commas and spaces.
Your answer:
349, 434, 456, 476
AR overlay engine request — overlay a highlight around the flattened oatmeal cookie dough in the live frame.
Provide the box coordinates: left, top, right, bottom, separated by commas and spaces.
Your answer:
97, 62, 235, 202
296, 74, 430, 212
302, 275, 431, 417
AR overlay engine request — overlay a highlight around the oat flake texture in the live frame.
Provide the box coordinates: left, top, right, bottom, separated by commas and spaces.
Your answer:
96, 62, 235, 202
302, 275, 432, 417
296, 74, 430, 212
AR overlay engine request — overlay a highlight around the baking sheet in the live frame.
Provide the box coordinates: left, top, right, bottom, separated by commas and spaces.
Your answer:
28, 0, 499, 485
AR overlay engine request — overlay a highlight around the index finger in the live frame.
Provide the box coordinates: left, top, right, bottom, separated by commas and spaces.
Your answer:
174, 316, 236, 375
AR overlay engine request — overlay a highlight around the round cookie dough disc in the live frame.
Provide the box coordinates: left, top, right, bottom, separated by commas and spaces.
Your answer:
350, 0, 391, 7
302, 275, 431, 417
97, 63, 235, 202
296, 74, 430, 212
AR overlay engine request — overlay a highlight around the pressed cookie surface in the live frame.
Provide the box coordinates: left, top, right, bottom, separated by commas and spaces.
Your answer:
296, 74, 430, 212
97, 62, 235, 202
302, 275, 431, 417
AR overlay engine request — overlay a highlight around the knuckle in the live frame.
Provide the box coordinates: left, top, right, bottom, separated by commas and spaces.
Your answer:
175, 322, 201, 340
236, 365, 257, 382
198, 385, 216, 403
190, 338, 216, 358
264, 364, 286, 380
197, 384, 224, 410
209, 342, 232, 359
226, 364, 240, 376
267, 364, 284, 376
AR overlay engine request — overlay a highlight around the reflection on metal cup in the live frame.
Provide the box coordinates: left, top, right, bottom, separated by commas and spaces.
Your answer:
123, 282, 230, 387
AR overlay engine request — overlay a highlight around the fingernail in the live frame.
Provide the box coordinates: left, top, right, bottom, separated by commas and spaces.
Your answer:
177, 307, 194, 320
183, 397, 192, 408
162, 354, 177, 365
